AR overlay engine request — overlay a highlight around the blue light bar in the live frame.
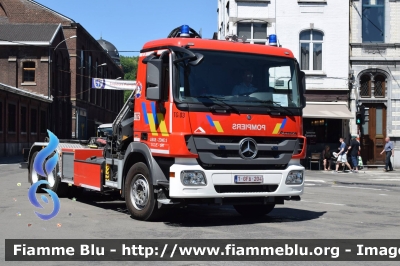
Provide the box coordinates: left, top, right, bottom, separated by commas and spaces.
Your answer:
180, 25, 190, 37
269, 34, 277, 46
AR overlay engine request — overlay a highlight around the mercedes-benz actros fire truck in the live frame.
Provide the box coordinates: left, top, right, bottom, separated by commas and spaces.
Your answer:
25, 25, 307, 221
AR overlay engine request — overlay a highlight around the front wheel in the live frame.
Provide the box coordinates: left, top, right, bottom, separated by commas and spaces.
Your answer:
124, 162, 163, 221
233, 204, 275, 218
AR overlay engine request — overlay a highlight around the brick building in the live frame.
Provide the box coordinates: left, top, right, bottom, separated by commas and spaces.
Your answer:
0, 23, 69, 155
0, 83, 52, 156
0, 0, 124, 141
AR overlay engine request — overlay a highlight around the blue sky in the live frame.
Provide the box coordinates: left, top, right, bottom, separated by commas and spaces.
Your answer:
35, 0, 217, 56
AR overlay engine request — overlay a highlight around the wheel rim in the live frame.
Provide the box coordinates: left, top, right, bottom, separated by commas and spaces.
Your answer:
130, 174, 150, 210
31, 168, 40, 184
47, 170, 56, 188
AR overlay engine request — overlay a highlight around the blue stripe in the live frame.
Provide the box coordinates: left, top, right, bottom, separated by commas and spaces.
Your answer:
142, 102, 149, 125
206, 115, 215, 127
151, 101, 159, 125
280, 118, 287, 129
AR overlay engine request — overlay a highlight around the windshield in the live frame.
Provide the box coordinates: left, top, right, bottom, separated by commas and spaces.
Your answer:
175, 50, 301, 108
97, 127, 112, 137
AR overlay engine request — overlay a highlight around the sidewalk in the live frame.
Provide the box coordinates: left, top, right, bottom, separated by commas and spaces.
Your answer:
306, 168, 400, 187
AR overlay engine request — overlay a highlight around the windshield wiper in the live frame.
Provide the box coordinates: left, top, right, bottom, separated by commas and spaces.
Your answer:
195, 95, 241, 115
247, 100, 295, 116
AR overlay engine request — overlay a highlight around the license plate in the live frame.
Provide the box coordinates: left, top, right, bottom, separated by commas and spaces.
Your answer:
234, 175, 263, 183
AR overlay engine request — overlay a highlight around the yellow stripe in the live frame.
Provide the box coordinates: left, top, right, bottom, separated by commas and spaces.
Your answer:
157, 113, 169, 136
214, 121, 224, 133
147, 113, 158, 136
272, 123, 281, 134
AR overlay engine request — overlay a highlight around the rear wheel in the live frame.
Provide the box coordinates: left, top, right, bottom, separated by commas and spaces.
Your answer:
124, 162, 163, 221
233, 204, 275, 218
45, 162, 68, 197
29, 152, 45, 191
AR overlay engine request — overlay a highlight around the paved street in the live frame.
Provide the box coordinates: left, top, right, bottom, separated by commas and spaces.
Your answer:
1, 158, 399, 266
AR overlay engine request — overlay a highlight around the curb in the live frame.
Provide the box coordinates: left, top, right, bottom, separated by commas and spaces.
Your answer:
333, 181, 400, 188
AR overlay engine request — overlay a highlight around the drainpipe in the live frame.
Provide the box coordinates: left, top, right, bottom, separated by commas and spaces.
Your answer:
48, 46, 51, 100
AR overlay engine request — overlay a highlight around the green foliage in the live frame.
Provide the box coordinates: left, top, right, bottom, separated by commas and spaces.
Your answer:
120, 56, 138, 102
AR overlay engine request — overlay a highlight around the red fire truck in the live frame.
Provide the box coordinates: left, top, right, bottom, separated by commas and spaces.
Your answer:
25, 25, 307, 221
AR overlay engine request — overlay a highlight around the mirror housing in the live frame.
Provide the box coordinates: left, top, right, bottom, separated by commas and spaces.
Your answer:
299, 70, 306, 108
146, 59, 162, 101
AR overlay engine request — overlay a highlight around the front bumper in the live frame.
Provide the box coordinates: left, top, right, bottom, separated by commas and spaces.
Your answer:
169, 161, 304, 198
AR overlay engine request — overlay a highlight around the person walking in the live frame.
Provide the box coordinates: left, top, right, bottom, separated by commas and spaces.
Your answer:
348, 135, 361, 173
380, 137, 394, 172
335, 137, 352, 173
322, 145, 332, 171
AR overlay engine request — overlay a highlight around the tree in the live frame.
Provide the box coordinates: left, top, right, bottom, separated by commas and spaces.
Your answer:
120, 56, 138, 102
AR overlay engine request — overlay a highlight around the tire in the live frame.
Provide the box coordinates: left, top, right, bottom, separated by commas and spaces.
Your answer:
45, 161, 68, 197
29, 152, 45, 191
124, 162, 163, 221
67, 186, 84, 199
233, 204, 275, 218
29, 151, 68, 197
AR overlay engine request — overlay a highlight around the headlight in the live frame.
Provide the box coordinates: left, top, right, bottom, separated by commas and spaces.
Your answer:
180, 171, 207, 186
285, 170, 303, 184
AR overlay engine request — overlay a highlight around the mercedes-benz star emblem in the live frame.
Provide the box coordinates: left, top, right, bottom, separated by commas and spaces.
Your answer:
238, 138, 258, 159
247, 115, 252, 120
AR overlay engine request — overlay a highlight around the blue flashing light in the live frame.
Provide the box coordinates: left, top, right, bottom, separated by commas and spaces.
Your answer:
269, 34, 277, 46
180, 25, 190, 37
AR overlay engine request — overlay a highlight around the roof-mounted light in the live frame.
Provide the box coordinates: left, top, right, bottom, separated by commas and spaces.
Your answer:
180, 25, 190, 37
269, 34, 277, 46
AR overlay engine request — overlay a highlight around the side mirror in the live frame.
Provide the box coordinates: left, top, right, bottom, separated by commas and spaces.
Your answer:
299, 71, 306, 107
146, 59, 162, 101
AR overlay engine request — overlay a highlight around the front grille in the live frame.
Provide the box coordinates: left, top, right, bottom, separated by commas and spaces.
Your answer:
214, 185, 278, 193
208, 136, 285, 145
199, 162, 287, 170
212, 150, 283, 159
293, 137, 304, 155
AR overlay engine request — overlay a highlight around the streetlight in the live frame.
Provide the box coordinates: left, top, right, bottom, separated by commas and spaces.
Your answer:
54, 35, 77, 52
48, 35, 77, 137
49, 35, 77, 99
48, 35, 78, 99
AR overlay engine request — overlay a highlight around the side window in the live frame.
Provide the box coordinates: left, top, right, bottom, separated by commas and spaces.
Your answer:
161, 52, 170, 101
8, 103, 16, 132
0, 101, 2, 133
237, 22, 268, 45
23, 62, 35, 82
31, 108, 37, 134
21, 106, 27, 133
362, 0, 384, 43
300, 30, 324, 71
40, 110, 46, 133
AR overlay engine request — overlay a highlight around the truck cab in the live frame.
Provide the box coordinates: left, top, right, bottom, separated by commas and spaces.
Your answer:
26, 25, 307, 221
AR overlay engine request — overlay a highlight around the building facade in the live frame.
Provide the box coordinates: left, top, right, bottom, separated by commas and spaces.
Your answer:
217, 0, 352, 155
0, 0, 124, 141
0, 83, 52, 156
0, 23, 70, 156
350, 0, 400, 167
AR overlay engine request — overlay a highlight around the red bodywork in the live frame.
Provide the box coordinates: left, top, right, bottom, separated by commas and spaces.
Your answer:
64, 38, 306, 190
133, 38, 306, 159
62, 148, 104, 190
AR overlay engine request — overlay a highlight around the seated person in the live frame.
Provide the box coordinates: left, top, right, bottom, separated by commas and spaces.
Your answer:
232, 70, 258, 96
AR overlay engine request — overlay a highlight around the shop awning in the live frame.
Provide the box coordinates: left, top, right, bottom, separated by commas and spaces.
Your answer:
303, 102, 354, 119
